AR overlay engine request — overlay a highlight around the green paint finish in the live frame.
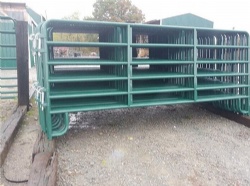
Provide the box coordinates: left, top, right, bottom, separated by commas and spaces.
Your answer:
0, 16, 18, 99
0, 17, 16, 68
33, 19, 250, 139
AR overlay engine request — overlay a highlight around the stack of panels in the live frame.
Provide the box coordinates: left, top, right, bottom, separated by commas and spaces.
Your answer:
196, 29, 249, 114
34, 20, 129, 138
130, 25, 195, 106
33, 20, 250, 139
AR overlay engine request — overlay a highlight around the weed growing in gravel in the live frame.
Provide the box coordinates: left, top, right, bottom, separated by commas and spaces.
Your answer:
184, 115, 192, 119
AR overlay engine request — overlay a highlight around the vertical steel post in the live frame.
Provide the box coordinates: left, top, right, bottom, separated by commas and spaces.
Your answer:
127, 25, 132, 106
16, 21, 29, 108
248, 33, 250, 115
193, 28, 198, 101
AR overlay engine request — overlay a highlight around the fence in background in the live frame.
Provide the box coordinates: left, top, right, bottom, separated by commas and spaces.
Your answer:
0, 16, 17, 99
0, 16, 29, 108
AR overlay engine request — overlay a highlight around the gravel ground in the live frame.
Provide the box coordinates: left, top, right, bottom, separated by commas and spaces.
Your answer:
1, 66, 250, 185
56, 104, 250, 186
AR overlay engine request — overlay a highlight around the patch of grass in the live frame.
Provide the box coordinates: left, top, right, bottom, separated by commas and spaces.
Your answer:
184, 115, 192, 120
0, 115, 6, 120
26, 98, 38, 117
13, 96, 18, 101
26, 109, 36, 117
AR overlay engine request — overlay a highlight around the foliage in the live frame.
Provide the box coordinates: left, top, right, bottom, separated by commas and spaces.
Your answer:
53, 12, 98, 57
92, 0, 145, 23
63, 11, 81, 20
53, 0, 145, 57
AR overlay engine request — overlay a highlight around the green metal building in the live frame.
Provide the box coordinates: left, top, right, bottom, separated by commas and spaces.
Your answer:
147, 13, 213, 28
0, 13, 16, 69
161, 13, 213, 28
0, 2, 45, 69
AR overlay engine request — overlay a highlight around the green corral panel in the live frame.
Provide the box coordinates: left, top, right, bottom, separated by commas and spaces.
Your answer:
162, 13, 213, 28
0, 16, 18, 99
0, 17, 16, 69
33, 19, 250, 139
1, 7, 45, 69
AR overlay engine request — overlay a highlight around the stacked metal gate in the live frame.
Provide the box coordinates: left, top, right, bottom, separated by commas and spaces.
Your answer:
196, 30, 249, 114
33, 20, 250, 139
0, 16, 17, 99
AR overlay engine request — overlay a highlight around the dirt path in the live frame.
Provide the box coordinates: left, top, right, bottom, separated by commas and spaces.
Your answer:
0, 97, 39, 186
0, 67, 36, 128
56, 104, 250, 186
0, 67, 37, 186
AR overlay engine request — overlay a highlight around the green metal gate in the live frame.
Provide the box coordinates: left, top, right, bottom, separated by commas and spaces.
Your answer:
33, 20, 250, 139
0, 16, 17, 99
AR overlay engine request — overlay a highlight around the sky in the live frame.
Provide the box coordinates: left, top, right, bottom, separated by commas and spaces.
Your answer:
4, 0, 250, 33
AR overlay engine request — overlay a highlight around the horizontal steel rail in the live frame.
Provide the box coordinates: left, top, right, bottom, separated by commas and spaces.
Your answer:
32, 19, 250, 139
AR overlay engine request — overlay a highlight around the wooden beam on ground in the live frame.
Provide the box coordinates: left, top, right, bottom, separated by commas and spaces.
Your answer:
202, 103, 250, 128
16, 21, 29, 109
28, 130, 57, 186
28, 152, 57, 186
0, 105, 27, 166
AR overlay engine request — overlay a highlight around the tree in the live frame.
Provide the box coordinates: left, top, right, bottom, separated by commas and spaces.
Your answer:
53, 12, 98, 57
92, 0, 145, 23
63, 11, 81, 20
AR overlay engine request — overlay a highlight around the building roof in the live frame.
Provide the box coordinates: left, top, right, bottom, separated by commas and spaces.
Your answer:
0, 2, 45, 24
161, 13, 213, 28
0, 1, 26, 7
0, 1, 26, 20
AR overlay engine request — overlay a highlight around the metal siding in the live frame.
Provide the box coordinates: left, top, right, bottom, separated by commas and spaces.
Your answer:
0, 19, 16, 68
1, 3, 45, 68
4, 10, 25, 21
0, 16, 17, 99
0, 10, 43, 68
